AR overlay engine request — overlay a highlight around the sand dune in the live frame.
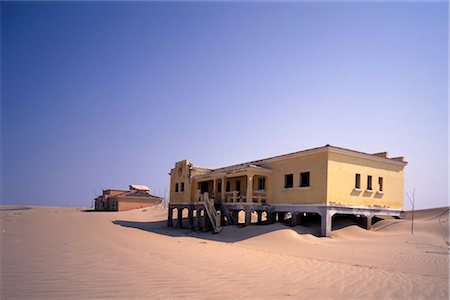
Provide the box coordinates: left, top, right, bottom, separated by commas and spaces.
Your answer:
1, 204, 448, 299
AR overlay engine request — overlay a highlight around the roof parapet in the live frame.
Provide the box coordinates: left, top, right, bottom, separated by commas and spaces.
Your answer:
372, 152, 389, 158
391, 156, 405, 162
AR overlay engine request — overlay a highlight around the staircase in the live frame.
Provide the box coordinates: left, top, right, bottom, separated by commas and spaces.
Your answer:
203, 196, 222, 233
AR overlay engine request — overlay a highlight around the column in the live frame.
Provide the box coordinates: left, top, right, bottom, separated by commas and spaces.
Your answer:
277, 212, 286, 222
188, 208, 194, 229
204, 213, 211, 231
213, 178, 217, 202
192, 208, 198, 231
221, 177, 227, 202
320, 209, 333, 237
291, 212, 298, 226
363, 214, 373, 230
296, 213, 303, 226
177, 208, 183, 228
246, 173, 254, 203
257, 211, 263, 224
245, 210, 252, 226
267, 212, 276, 224
196, 209, 202, 231
234, 210, 239, 225
167, 206, 173, 227
200, 210, 206, 231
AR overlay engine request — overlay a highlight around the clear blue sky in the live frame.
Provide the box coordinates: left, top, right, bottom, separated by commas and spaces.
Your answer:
1, 1, 448, 209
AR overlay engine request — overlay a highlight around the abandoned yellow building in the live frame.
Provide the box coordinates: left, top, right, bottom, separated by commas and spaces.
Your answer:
167, 145, 407, 237
95, 184, 162, 212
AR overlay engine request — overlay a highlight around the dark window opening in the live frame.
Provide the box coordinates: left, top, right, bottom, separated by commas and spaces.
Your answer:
180, 182, 184, 192
217, 181, 222, 193
200, 182, 209, 194
284, 174, 293, 188
226, 181, 231, 192
235, 180, 241, 192
378, 177, 383, 192
367, 176, 372, 191
300, 172, 310, 187
175, 183, 179, 193
258, 177, 266, 190
355, 174, 361, 189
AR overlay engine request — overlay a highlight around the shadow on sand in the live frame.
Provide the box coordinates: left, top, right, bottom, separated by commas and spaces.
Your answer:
112, 215, 375, 243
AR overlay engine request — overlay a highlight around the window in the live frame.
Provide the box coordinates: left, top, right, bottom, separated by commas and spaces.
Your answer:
200, 182, 209, 194
226, 181, 231, 192
175, 183, 179, 193
217, 181, 222, 193
284, 174, 293, 188
378, 177, 383, 192
300, 172, 310, 187
367, 176, 372, 191
258, 177, 266, 190
235, 180, 241, 192
355, 174, 361, 189
180, 182, 184, 192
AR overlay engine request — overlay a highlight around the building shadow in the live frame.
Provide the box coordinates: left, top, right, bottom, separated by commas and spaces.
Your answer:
112, 215, 377, 243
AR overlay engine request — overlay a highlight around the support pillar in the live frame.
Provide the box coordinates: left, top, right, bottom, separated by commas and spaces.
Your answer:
296, 213, 303, 226
363, 214, 373, 230
200, 210, 206, 231
291, 212, 298, 226
204, 214, 210, 231
177, 208, 183, 228
245, 210, 252, 226
257, 211, 263, 224
196, 209, 202, 231
167, 207, 173, 227
188, 208, 194, 229
246, 173, 254, 203
267, 212, 276, 224
277, 212, 286, 222
221, 177, 227, 202
234, 211, 240, 225
213, 178, 217, 201
320, 209, 333, 237
192, 209, 198, 231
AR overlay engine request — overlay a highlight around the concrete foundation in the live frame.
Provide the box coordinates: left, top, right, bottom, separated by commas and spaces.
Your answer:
167, 202, 404, 237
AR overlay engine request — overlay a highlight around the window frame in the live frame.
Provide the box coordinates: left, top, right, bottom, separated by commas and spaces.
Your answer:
284, 174, 294, 188
355, 173, 361, 189
367, 175, 372, 191
175, 183, 179, 193
258, 177, 266, 190
300, 172, 310, 187
378, 177, 383, 192
180, 182, 184, 192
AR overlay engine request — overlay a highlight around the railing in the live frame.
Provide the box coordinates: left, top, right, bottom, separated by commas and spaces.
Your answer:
225, 191, 244, 202
253, 190, 267, 203
203, 193, 221, 233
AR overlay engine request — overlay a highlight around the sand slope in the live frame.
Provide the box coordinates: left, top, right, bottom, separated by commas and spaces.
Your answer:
1, 204, 448, 299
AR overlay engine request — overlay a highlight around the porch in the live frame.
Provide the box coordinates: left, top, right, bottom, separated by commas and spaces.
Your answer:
195, 164, 272, 204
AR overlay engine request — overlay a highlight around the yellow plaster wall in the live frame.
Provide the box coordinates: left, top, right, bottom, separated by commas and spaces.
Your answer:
264, 151, 328, 204
117, 198, 162, 211
326, 152, 404, 209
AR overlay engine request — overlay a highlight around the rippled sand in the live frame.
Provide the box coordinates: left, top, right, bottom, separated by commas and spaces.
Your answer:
1, 204, 448, 299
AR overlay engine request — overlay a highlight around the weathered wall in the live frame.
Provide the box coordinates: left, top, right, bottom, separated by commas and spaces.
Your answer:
170, 160, 211, 203
326, 152, 404, 209
117, 198, 161, 212
264, 151, 328, 204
